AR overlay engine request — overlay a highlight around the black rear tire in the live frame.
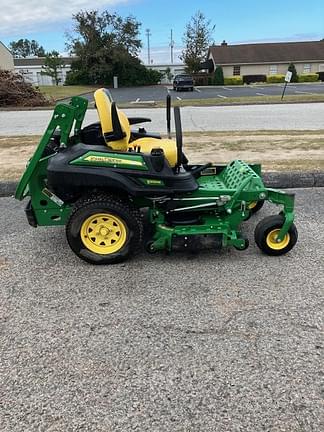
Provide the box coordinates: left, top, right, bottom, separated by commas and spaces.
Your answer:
66, 193, 143, 264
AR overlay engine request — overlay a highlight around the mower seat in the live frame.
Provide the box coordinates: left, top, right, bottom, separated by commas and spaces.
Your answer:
94, 88, 130, 151
94, 88, 178, 167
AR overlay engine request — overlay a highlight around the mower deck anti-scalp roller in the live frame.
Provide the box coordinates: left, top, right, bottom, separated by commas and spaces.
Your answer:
15, 89, 298, 264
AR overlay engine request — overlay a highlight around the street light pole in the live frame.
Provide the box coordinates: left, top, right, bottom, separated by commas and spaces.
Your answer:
170, 29, 174, 64
146, 29, 151, 64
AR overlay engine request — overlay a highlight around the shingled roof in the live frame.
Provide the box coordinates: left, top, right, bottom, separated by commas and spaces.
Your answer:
209, 41, 324, 65
14, 57, 75, 66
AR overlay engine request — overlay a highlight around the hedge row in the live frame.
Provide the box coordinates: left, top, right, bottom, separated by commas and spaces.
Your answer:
224, 76, 243, 85
298, 73, 319, 82
220, 74, 320, 85
266, 75, 286, 83
266, 74, 320, 83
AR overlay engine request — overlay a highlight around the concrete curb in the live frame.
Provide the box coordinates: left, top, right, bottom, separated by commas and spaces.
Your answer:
0, 181, 18, 197
1, 172, 324, 198
262, 171, 324, 189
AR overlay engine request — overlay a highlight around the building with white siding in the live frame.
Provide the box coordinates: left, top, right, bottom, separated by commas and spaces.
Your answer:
0, 41, 14, 70
14, 57, 72, 85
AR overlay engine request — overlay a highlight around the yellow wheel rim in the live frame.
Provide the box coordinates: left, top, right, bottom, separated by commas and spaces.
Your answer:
248, 201, 257, 209
80, 213, 127, 255
266, 229, 290, 250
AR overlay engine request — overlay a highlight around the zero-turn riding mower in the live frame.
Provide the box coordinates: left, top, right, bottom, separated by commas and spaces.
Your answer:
15, 88, 298, 264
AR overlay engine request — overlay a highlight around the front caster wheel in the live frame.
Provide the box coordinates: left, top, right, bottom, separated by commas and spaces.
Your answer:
234, 238, 249, 251
145, 241, 158, 254
254, 215, 298, 256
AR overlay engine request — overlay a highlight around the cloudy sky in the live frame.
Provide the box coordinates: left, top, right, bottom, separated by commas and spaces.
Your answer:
1, 0, 323, 64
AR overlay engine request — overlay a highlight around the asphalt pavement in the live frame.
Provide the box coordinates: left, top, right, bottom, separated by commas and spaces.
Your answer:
0, 189, 323, 431
107, 83, 324, 104
1, 102, 324, 135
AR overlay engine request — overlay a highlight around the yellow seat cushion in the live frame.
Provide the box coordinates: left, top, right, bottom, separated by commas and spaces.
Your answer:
128, 137, 177, 168
94, 88, 130, 151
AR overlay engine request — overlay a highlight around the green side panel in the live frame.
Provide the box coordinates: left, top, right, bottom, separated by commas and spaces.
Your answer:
70, 151, 148, 171
15, 96, 88, 201
26, 157, 71, 226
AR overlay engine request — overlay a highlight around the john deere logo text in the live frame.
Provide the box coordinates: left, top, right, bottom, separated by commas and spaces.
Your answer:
84, 155, 144, 166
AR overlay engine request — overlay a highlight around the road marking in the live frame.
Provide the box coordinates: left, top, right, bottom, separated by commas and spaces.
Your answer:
295, 90, 314, 95
256, 92, 265, 96
130, 100, 155, 104
194, 88, 201, 92
222, 87, 233, 91
176, 96, 182, 100
217, 94, 227, 99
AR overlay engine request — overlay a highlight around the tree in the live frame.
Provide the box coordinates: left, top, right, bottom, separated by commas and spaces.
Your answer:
65, 9, 160, 86
9, 39, 45, 57
288, 62, 298, 83
164, 67, 173, 82
41, 51, 65, 85
214, 65, 224, 85
181, 10, 215, 74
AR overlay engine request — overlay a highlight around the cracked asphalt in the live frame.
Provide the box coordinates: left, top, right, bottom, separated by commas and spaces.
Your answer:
0, 188, 323, 431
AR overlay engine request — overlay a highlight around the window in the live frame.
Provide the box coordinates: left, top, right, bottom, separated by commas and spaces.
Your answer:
233, 65, 240, 76
269, 65, 278, 75
303, 64, 311, 73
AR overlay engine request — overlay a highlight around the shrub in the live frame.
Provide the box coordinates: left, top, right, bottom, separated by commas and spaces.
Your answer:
65, 69, 91, 85
266, 74, 285, 83
288, 63, 298, 83
224, 76, 243, 85
65, 56, 163, 87
243, 74, 266, 84
298, 73, 318, 82
214, 65, 224, 85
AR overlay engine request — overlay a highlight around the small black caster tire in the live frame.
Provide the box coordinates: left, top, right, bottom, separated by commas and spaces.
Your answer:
254, 215, 298, 256
234, 238, 249, 251
145, 241, 157, 254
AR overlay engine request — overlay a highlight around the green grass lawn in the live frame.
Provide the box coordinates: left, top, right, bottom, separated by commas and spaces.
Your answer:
2, 130, 324, 180
38, 85, 100, 101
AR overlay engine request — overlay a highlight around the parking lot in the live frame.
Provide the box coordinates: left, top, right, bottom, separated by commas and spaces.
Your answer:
105, 83, 324, 104
1, 188, 323, 431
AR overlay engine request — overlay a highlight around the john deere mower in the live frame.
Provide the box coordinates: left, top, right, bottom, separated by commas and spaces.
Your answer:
15, 89, 298, 264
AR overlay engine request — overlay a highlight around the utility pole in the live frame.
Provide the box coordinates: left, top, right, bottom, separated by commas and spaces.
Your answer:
170, 29, 174, 64
146, 29, 151, 64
